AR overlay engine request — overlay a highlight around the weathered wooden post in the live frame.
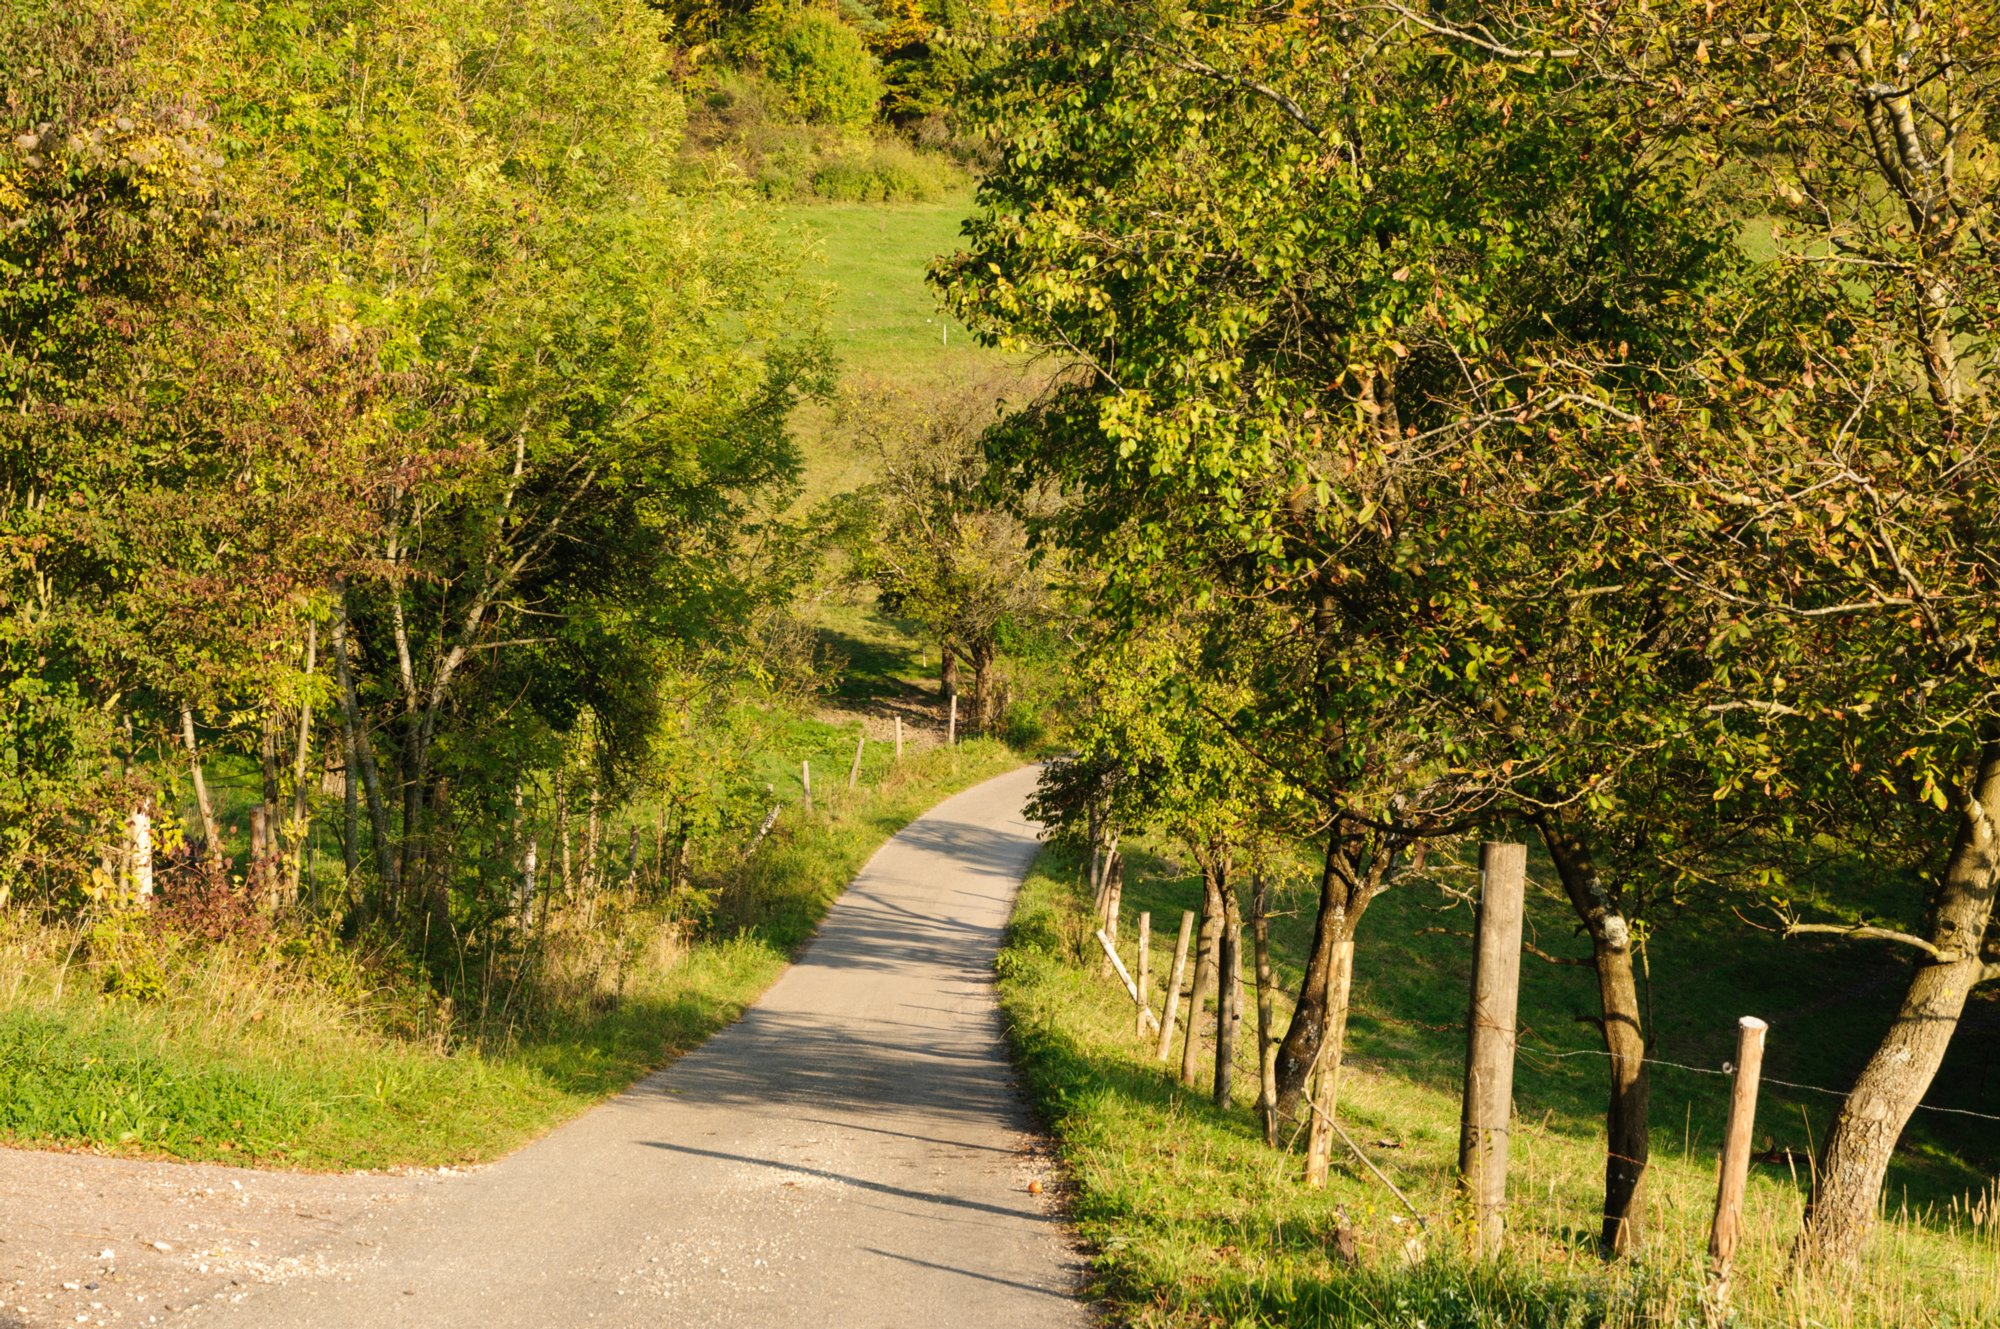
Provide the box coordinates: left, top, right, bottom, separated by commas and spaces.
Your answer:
1098, 851, 1123, 978
1457, 841, 1527, 1258
1705, 1016, 1768, 1324
1156, 910, 1195, 1061
802, 759, 813, 813
1095, 929, 1159, 1032
947, 694, 958, 746
1135, 911, 1152, 1037
847, 730, 865, 791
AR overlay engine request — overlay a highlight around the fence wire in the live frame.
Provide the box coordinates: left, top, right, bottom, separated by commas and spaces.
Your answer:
1516, 1043, 2000, 1124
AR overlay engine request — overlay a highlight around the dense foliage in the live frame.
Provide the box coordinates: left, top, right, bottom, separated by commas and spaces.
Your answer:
0, 0, 829, 935
942, 0, 1996, 1273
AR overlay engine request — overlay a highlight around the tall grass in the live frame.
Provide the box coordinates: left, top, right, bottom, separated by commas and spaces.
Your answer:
0, 739, 1023, 1170
1000, 845, 2000, 1328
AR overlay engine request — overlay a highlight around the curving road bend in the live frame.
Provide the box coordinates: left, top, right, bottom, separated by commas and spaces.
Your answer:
0, 764, 1087, 1328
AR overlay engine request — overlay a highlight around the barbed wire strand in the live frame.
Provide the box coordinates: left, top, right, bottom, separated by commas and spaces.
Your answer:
1517, 1044, 2000, 1124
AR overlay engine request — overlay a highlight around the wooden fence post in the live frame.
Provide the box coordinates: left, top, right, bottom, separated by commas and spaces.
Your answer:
1097, 850, 1124, 977
1156, 910, 1195, 1061
802, 760, 812, 813
1705, 1016, 1768, 1324
1457, 841, 1527, 1259
848, 730, 865, 791
1136, 911, 1152, 1037
1095, 930, 1159, 1032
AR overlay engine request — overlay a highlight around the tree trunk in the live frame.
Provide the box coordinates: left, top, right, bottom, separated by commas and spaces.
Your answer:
1303, 938, 1357, 1185
1251, 870, 1280, 1145
556, 771, 573, 901
1274, 828, 1365, 1121
285, 622, 317, 906
422, 774, 453, 946
940, 642, 958, 703
1794, 736, 2000, 1273
1214, 883, 1242, 1110
332, 597, 399, 911
1180, 864, 1226, 1088
340, 714, 360, 882
179, 706, 223, 859
398, 717, 425, 894
969, 639, 996, 734
258, 713, 282, 879
1540, 819, 1652, 1256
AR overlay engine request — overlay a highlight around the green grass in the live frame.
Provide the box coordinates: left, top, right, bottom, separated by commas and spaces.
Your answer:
779, 198, 1026, 508
0, 741, 1025, 1171
780, 199, 1005, 381
815, 594, 940, 707
1000, 841, 2000, 1328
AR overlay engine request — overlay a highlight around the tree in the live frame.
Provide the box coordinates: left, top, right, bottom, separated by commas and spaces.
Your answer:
849, 375, 1045, 733
0, 0, 390, 897
1358, 0, 1998, 1269
939, 2, 1752, 1246
179, 0, 827, 932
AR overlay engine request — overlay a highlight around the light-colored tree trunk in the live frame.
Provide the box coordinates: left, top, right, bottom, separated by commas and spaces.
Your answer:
179, 706, 223, 859
1303, 939, 1356, 1185
1795, 737, 2000, 1272
1180, 865, 1225, 1088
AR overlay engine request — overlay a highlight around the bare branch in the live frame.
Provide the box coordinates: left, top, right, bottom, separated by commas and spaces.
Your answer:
1787, 921, 1953, 961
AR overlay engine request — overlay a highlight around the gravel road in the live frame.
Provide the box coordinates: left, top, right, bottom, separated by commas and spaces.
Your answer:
0, 764, 1087, 1328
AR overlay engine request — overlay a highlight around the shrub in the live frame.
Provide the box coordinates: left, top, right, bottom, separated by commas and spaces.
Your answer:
809, 136, 964, 202
754, 10, 883, 127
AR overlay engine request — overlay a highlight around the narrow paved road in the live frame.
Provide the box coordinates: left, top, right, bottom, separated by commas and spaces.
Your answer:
0, 765, 1087, 1328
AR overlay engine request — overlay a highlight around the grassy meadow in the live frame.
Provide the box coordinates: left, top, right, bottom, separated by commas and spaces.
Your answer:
1000, 841, 2000, 1328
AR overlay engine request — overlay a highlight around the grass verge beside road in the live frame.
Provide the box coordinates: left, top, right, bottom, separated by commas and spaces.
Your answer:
0, 740, 1022, 1172
999, 843, 2000, 1328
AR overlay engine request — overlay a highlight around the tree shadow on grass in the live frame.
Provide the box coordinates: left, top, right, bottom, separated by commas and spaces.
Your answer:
818, 622, 932, 706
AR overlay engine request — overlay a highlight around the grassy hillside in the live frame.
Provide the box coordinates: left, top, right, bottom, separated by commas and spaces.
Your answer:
773, 197, 1040, 727
1001, 840, 2000, 1328
779, 199, 1023, 507
780, 200, 999, 381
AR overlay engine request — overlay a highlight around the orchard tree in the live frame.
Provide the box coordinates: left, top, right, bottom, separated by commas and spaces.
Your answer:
849, 374, 1045, 732
938, 0, 1763, 1250
1360, 0, 1999, 1270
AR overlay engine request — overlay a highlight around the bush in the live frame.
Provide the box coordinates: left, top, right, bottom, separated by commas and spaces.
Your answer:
754, 10, 883, 127
809, 136, 964, 202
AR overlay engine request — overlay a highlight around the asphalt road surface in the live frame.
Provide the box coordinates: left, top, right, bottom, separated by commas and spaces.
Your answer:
0, 764, 1087, 1329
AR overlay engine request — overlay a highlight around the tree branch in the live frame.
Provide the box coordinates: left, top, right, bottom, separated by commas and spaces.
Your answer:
1786, 921, 1954, 961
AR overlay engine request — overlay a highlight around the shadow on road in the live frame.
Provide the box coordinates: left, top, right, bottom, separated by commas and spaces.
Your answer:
638, 1140, 1048, 1224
